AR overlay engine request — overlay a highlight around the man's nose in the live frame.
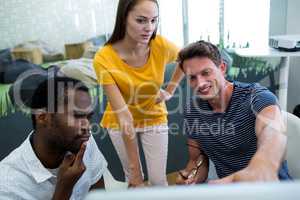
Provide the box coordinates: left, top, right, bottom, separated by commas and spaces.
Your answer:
195, 76, 207, 88
80, 118, 90, 130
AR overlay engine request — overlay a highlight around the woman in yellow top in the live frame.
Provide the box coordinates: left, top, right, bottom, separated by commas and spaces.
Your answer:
93, 0, 184, 187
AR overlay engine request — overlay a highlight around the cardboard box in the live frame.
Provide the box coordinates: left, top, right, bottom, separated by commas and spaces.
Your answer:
65, 42, 91, 59
11, 48, 43, 64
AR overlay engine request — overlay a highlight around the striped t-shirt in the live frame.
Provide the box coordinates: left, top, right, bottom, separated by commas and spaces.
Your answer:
184, 81, 291, 179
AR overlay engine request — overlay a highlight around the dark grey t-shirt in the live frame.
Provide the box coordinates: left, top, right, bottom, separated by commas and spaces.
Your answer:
184, 81, 291, 180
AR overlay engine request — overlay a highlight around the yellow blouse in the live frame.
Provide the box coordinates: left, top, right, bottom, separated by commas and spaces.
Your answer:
93, 35, 179, 128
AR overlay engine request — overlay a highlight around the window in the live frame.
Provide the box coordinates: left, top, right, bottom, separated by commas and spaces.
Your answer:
158, 0, 183, 47
187, 0, 220, 44
159, 0, 270, 49
223, 0, 270, 48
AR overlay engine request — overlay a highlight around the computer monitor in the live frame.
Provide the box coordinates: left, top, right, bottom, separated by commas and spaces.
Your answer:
85, 181, 300, 200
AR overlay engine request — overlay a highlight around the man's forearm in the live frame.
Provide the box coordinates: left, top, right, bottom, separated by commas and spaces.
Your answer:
192, 155, 209, 183
52, 185, 72, 200
250, 125, 287, 172
187, 139, 209, 183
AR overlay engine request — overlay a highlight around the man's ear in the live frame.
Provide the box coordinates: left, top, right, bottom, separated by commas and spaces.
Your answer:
219, 61, 227, 76
35, 112, 50, 128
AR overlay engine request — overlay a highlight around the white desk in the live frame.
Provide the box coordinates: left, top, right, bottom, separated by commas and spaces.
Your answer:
235, 47, 300, 111
86, 181, 300, 200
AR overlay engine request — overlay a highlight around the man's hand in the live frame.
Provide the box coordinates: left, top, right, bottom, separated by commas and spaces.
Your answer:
176, 156, 207, 185
176, 169, 200, 185
52, 142, 87, 200
176, 167, 206, 185
209, 162, 279, 184
176, 140, 208, 185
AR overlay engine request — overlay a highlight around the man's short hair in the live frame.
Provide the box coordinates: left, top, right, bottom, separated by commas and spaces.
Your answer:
30, 73, 89, 129
177, 40, 222, 70
293, 104, 300, 118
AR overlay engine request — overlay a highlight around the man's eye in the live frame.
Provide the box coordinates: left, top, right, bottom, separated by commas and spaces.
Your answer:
190, 76, 196, 80
74, 114, 83, 118
202, 70, 210, 76
74, 113, 93, 120
87, 114, 93, 120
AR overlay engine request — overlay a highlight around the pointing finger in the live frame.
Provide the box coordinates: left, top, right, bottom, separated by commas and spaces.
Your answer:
74, 142, 87, 167
61, 152, 75, 167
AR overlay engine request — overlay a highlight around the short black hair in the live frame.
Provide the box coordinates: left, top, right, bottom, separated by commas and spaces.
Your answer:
293, 104, 300, 118
177, 40, 222, 70
30, 74, 89, 129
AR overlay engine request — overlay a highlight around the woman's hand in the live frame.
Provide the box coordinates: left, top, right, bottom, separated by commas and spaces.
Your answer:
155, 89, 173, 104
128, 171, 144, 188
128, 180, 145, 188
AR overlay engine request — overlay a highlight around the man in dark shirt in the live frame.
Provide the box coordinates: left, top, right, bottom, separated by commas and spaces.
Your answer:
176, 41, 291, 184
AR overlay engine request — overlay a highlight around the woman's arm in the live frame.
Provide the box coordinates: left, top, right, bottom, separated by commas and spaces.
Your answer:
165, 64, 185, 95
103, 84, 143, 187
156, 64, 185, 103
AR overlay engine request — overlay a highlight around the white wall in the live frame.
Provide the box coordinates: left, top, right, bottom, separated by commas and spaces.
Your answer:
286, 0, 300, 112
269, 0, 287, 35
0, 0, 118, 51
268, 0, 300, 112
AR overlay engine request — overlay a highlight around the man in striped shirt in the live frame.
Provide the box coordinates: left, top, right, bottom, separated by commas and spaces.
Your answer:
176, 41, 291, 184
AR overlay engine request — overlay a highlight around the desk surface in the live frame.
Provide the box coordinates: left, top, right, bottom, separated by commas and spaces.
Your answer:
235, 47, 300, 57
86, 181, 300, 200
